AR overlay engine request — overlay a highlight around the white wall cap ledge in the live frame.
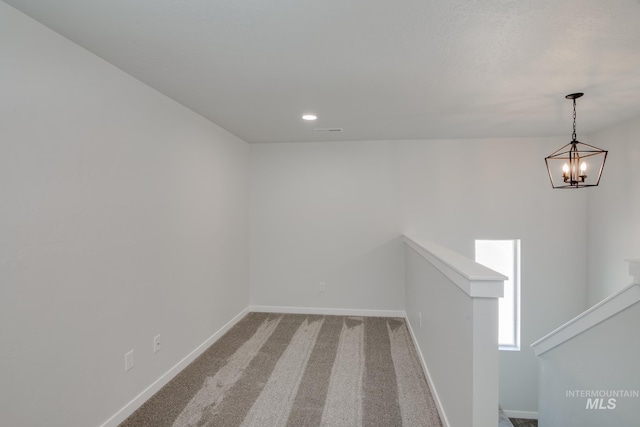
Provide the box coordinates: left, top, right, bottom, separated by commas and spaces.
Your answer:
625, 259, 640, 284
531, 281, 640, 356
403, 234, 506, 298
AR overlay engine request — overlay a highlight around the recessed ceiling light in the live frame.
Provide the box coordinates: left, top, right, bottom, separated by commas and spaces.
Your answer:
302, 114, 317, 121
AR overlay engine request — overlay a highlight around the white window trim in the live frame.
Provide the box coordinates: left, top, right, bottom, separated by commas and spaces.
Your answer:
501, 239, 520, 351
475, 239, 521, 352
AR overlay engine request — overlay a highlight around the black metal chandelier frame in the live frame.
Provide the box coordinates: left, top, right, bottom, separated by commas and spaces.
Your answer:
545, 93, 608, 189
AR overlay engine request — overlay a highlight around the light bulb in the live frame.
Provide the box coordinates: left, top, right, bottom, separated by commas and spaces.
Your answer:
580, 162, 587, 172
563, 163, 569, 173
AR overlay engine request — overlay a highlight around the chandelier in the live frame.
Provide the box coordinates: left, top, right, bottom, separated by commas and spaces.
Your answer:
545, 93, 607, 189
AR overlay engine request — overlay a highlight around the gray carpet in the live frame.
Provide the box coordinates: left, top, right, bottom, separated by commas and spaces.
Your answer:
509, 418, 538, 426
499, 407, 514, 427
120, 313, 442, 427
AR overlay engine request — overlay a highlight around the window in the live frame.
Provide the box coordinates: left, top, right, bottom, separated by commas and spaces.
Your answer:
475, 239, 521, 351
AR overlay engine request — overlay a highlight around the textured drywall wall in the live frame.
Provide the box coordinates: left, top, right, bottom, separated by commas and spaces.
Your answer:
586, 116, 640, 305
404, 245, 474, 427
249, 140, 405, 311
537, 300, 640, 426
0, 3, 249, 426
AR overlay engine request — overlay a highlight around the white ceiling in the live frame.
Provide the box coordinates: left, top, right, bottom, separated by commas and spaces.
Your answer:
5, 0, 640, 143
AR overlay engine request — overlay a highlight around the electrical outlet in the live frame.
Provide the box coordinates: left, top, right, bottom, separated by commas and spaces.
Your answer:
419, 312, 422, 328
319, 282, 326, 292
154, 334, 161, 353
125, 350, 134, 372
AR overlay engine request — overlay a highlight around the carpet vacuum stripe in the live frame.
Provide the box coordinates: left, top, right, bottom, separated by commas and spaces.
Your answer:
388, 320, 441, 426
240, 317, 324, 426
363, 317, 402, 426
192, 314, 305, 426
285, 315, 342, 427
172, 316, 281, 426
119, 313, 442, 427
320, 317, 365, 426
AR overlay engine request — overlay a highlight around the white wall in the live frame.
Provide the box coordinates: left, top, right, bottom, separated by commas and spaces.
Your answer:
405, 246, 474, 427
586, 116, 640, 305
0, 4, 249, 427
535, 288, 640, 427
249, 137, 588, 414
249, 141, 405, 312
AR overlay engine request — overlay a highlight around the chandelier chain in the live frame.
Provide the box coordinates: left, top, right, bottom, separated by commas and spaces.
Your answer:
572, 98, 577, 141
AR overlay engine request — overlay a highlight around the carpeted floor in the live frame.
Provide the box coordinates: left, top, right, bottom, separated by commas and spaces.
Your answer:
120, 313, 442, 427
509, 418, 538, 426
499, 407, 513, 426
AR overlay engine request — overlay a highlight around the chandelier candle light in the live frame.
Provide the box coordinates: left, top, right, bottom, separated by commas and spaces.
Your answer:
545, 93, 608, 189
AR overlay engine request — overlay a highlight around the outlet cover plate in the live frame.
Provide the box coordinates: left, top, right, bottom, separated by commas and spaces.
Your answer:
125, 350, 134, 372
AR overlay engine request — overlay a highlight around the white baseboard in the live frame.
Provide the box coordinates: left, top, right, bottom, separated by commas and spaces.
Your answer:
404, 316, 451, 427
502, 410, 538, 420
99, 306, 251, 427
249, 305, 406, 318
